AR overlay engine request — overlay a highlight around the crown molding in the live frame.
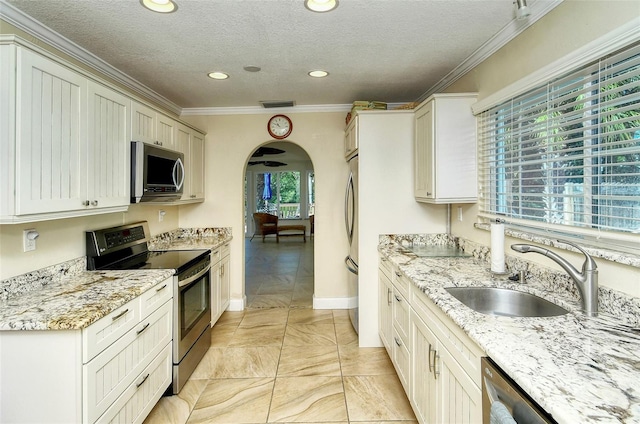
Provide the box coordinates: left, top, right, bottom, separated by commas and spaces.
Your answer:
181, 103, 407, 116
0, 0, 182, 115
416, 0, 564, 103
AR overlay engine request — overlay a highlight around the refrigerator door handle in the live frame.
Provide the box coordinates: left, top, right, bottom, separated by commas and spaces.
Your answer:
345, 255, 359, 275
344, 172, 354, 245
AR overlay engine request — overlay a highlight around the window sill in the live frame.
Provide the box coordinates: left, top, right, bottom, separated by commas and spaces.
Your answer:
474, 222, 640, 269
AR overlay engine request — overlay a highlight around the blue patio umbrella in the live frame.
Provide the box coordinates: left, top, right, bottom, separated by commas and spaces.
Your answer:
263, 173, 272, 200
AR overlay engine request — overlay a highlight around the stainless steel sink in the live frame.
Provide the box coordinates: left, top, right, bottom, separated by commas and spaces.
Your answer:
444, 287, 569, 317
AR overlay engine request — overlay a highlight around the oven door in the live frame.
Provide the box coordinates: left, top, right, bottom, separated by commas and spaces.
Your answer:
175, 261, 211, 362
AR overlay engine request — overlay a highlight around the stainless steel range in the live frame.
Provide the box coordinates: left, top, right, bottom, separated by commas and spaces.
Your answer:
86, 221, 211, 394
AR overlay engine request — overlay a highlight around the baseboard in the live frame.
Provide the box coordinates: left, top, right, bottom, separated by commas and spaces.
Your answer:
227, 296, 246, 311
313, 295, 356, 310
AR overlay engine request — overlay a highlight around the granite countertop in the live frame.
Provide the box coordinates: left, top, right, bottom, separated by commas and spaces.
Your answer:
378, 242, 640, 424
0, 228, 232, 332
0, 269, 175, 330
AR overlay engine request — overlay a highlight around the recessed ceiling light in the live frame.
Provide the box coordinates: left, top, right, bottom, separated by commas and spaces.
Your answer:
308, 70, 329, 78
140, 0, 178, 13
304, 0, 339, 13
243, 66, 262, 73
208, 72, 229, 80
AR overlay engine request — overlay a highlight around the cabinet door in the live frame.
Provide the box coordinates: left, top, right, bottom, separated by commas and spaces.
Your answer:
411, 311, 438, 424
177, 125, 191, 200
156, 113, 176, 148
131, 101, 156, 144
344, 116, 358, 158
414, 101, 434, 201
220, 251, 230, 311
436, 345, 482, 424
16, 48, 87, 214
190, 131, 205, 200
87, 82, 131, 209
210, 259, 222, 326
378, 268, 393, 351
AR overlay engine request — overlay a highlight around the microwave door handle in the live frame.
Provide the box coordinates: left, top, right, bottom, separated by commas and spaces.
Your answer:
173, 157, 185, 190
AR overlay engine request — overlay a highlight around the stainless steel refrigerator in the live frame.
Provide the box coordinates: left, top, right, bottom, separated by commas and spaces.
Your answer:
344, 154, 359, 333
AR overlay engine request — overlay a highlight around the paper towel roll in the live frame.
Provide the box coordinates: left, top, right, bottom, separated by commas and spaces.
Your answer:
491, 222, 505, 273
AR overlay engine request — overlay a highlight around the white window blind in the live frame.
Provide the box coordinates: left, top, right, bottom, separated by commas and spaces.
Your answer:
478, 42, 640, 238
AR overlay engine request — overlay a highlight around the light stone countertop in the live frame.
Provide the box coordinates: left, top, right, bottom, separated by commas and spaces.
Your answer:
0, 228, 232, 332
378, 241, 640, 424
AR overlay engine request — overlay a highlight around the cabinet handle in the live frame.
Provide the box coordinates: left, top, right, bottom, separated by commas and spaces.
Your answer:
395, 271, 402, 277
387, 288, 392, 306
136, 322, 150, 335
394, 337, 402, 347
136, 373, 150, 388
213, 250, 219, 255
190, 194, 196, 198
156, 284, 168, 292
221, 264, 225, 276
428, 344, 435, 372
394, 294, 401, 302
381, 258, 387, 262
426, 192, 432, 196
82, 200, 90, 206
91, 200, 98, 206
429, 345, 440, 379
111, 309, 129, 321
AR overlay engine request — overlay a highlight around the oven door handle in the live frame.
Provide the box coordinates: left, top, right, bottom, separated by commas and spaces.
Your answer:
178, 264, 211, 288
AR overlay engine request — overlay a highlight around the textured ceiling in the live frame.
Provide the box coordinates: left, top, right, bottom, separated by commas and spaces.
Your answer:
5, 0, 546, 109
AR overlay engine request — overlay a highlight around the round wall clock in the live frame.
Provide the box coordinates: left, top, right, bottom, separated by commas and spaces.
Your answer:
267, 114, 293, 140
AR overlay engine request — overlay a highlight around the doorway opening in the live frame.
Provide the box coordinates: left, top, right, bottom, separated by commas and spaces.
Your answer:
243, 141, 315, 309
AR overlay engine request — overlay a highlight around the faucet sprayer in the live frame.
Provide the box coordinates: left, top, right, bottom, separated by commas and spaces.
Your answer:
510, 241, 598, 316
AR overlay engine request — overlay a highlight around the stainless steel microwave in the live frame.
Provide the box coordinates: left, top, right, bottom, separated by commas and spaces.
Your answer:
131, 141, 185, 203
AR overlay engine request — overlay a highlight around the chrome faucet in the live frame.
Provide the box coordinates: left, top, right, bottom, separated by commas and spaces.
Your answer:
511, 241, 598, 316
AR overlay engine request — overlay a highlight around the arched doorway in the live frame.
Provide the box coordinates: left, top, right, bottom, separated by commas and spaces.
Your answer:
243, 141, 315, 309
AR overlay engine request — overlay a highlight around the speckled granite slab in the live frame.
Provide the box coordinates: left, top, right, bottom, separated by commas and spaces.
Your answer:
379, 235, 640, 424
149, 227, 232, 250
0, 268, 174, 330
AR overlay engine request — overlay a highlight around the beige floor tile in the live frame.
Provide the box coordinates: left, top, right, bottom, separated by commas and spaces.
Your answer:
278, 345, 341, 377
343, 375, 416, 421
210, 323, 237, 347
216, 310, 244, 326
241, 307, 290, 327
143, 379, 207, 424
259, 281, 297, 295
284, 323, 337, 346
268, 376, 348, 422
332, 310, 351, 325
228, 323, 286, 347
288, 309, 334, 325
194, 346, 281, 378
249, 293, 293, 308
338, 346, 395, 376
290, 296, 313, 308
335, 323, 359, 346
187, 378, 274, 424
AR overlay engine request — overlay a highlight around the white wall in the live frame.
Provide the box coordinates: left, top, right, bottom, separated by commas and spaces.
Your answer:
179, 112, 351, 309
446, 1, 640, 297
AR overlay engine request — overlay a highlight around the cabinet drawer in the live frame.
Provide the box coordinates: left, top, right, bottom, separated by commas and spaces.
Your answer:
83, 301, 172, 424
221, 242, 230, 258
211, 246, 222, 263
392, 289, 410, 346
95, 343, 172, 424
392, 327, 411, 393
140, 277, 173, 318
379, 256, 392, 280
393, 272, 411, 300
83, 297, 140, 363
411, 285, 484, 387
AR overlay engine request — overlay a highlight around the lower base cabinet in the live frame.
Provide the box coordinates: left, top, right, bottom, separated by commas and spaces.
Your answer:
211, 243, 231, 326
0, 278, 173, 424
378, 256, 484, 424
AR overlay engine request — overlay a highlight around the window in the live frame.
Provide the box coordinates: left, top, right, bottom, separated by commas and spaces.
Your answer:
307, 171, 315, 216
255, 171, 302, 219
478, 42, 640, 240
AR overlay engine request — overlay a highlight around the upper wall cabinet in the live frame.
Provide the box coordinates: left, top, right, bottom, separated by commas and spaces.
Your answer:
414, 94, 478, 204
0, 46, 131, 223
131, 101, 176, 149
177, 124, 205, 203
344, 115, 359, 159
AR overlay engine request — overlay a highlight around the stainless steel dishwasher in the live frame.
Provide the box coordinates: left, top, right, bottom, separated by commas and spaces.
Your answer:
482, 357, 557, 424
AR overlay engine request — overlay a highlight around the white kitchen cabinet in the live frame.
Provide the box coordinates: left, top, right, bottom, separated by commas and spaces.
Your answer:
410, 284, 483, 424
0, 277, 173, 424
0, 47, 131, 222
211, 243, 231, 326
131, 100, 177, 149
344, 115, 358, 159
414, 93, 478, 204
378, 257, 393, 351
178, 125, 205, 202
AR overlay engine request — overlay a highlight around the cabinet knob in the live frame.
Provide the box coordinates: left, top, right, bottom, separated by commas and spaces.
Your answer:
395, 271, 402, 277
82, 200, 90, 206
426, 192, 432, 196
91, 200, 98, 206
394, 294, 401, 302
394, 337, 402, 347
190, 195, 196, 198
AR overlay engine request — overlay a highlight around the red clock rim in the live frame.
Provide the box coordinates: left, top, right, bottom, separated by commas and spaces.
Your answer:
267, 114, 293, 140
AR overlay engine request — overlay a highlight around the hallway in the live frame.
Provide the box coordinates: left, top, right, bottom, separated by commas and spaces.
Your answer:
144, 239, 416, 424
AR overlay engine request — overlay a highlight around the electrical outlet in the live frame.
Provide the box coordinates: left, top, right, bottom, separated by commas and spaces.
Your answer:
158, 210, 165, 222
23, 229, 39, 252
458, 207, 463, 222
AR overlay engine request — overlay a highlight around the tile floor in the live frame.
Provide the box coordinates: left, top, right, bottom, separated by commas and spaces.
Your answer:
144, 238, 416, 424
